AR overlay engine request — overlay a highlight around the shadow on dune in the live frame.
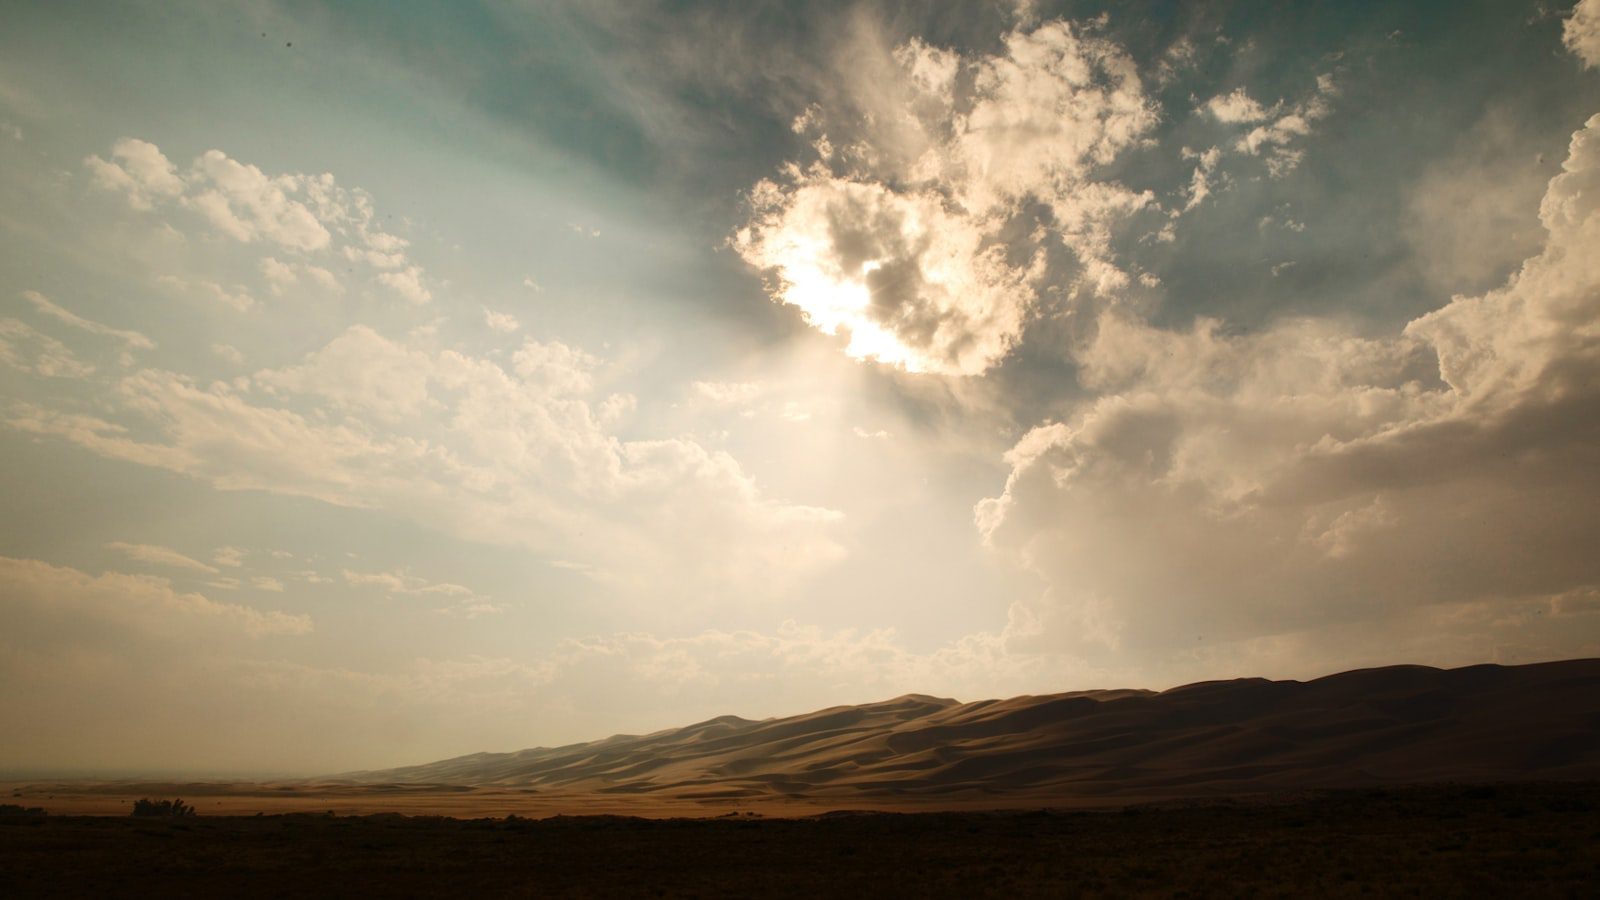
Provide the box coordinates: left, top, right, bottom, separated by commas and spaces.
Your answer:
323, 658, 1600, 806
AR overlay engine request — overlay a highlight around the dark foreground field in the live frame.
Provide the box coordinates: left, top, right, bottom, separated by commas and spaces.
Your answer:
3, 782, 1598, 898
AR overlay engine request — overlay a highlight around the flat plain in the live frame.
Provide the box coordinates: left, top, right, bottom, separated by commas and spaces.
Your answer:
3, 782, 1598, 897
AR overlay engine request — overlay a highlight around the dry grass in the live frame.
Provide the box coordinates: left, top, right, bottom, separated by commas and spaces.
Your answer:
2, 782, 1597, 897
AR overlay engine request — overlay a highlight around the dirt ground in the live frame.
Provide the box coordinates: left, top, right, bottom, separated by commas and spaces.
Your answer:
2, 782, 1597, 897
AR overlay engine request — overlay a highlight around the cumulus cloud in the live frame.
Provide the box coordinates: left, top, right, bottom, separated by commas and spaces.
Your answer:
976, 114, 1600, 673
85, 138, 427, 304
9, 325, 843, 600
1193, 76, 1340, 181
83, 138, 184, 210
155, 274, 255, 312
483, 308, 520, 332
377, 265, 431, 304
1230, 75, 1338, 177
185, 149, 331, 251
1182, 146, 1223, 211
736, 20, 1157, 375
259, 257, 343, 296
739, 176, 1040, 373
1205, 88, 1271, 123
254, 324, 437, 421
1567, 0, 1600, 68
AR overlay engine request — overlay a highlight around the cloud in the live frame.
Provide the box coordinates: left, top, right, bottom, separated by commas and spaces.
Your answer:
258, 257, 343, 296
21, 291, 154, 351
83, 138, 184, 210
85, 139, 427, 303
377, 265, 431, 304
0, 556, 331, 773
975, 113, 1600, 673
341, 569, 498, 615
736, 19, 1156, 375
105, 541, 220, 574
1567, 0, 1600, 69
483, 309, 520, 332
0, 319, 94, 378
692, 380, 762, 405
1193, 76, 1341, 182
739, 176, 1041, 374
184, 149, 330, 251
1205, 88, 1271, 123
253, 324, 438, 421
8, 325, 843, 600
0, 555, 1049, 772
1229, 75, 1338, 177
156, 274, 255, 312
1, 556, 309, 637
342, 568, 475, 598
1182, 146, 1223, 211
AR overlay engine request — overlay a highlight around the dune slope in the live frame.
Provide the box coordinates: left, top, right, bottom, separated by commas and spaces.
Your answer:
336, 659, 1600, 804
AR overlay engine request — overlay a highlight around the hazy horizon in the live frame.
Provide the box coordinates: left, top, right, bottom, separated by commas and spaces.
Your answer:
4, 0, 1600, 776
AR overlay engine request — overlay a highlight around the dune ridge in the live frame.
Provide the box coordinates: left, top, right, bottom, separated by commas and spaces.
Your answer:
333, 658, 1600, 805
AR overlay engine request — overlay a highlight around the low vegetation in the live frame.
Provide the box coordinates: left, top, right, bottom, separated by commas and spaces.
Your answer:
131, 798, 196, 818
0, 804, 46, 817
2, 782, 1597, 897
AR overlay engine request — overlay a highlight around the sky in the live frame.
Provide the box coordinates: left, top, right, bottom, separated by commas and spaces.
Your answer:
2, 0, 1599, 777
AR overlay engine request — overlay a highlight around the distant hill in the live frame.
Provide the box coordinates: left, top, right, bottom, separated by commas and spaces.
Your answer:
335, 659, 1600, 805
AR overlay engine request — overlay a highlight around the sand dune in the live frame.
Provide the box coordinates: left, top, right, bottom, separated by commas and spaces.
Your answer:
330, 659, 1600, 807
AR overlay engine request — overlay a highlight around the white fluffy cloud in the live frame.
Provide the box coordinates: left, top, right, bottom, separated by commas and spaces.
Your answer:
185, 149, 331, 251
85, 139, 430, 304
1221, 75, 1338, 177
737, 20, 1156, 375
976, 114, 1600, 671
259, 257, 342, 296
377, 265, 431, 304
1567, 0, 1600, 69
1206, 88, 1271, 123
83, 138, 184, 210
483, 308, 520, 332
9, 325, 843, 600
